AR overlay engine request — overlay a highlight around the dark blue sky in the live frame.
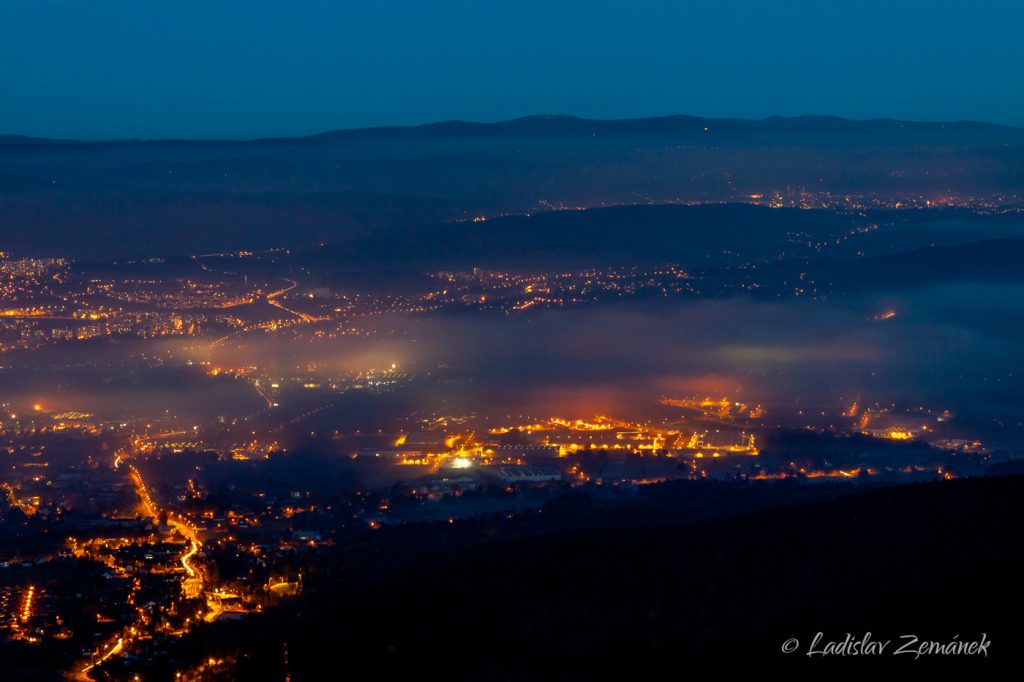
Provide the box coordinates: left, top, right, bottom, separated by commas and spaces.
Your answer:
2, 0, 1022, 139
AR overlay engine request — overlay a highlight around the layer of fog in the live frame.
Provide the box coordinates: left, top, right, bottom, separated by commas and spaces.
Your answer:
3, 284, 1021, 441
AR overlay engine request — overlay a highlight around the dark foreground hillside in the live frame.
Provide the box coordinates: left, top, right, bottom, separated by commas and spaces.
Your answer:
124, 476, 1024, 679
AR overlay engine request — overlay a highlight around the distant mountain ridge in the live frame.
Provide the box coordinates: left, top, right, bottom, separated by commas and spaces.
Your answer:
311, 113, 1012, 140
1, 114, 1014, 146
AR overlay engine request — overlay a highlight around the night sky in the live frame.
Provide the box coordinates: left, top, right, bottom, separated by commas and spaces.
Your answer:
2, 0, 1023, 139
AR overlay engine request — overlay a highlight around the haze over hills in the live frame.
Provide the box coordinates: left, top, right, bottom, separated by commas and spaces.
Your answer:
1, 113, 1022, 261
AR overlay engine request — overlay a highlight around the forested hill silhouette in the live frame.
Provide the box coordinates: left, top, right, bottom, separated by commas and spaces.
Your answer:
301, 203, 860, 270
298, 205, 1024, 272
722, 235, 1024, 297
124, 475, 1023, 678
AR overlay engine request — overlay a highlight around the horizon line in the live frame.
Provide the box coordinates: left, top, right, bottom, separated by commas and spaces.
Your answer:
1, 112, 1016, 145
